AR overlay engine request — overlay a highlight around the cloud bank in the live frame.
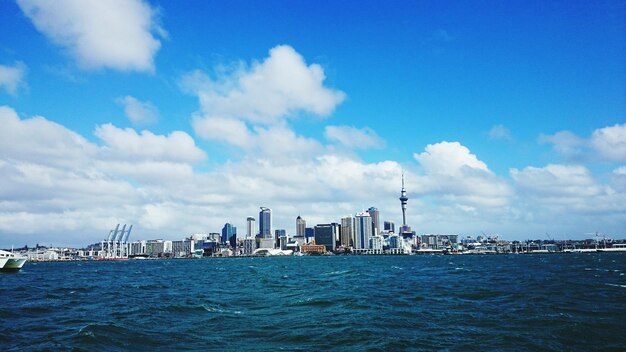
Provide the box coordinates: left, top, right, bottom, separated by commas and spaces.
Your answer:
17, 0, 164, 72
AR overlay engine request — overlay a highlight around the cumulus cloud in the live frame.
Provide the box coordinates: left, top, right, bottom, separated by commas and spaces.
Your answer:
510, 164, 626, 231
0, 106, 209, 246
0, 62, 27, 95
17, 0, 164, 72
117, 96, 159, 125
590, 123, 626, 162
414, 141, 489, 176
325, 125, 384, 149
488, 124, 512, 141
511, 164, 601, 198
540, 123, 626, 162
94, 123, 206, 163
413, 141, 512, 209
183, 45, 345, 156
183, 45, 345, 126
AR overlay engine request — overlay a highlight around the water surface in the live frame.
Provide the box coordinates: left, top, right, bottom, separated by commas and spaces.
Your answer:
2, 254, 625, 351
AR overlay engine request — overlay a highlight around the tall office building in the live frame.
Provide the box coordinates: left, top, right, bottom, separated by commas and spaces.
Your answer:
384, 221, 395, 233
341, 216, 354, 247
367, 207, 380, 236
259, 207, 272, 239
355, 212, 373, 250
221, 223, 237, 244
296, 216, 306, 237
275, 229, 286, 249
246, 217, 256, 238
314, 224, 336, 252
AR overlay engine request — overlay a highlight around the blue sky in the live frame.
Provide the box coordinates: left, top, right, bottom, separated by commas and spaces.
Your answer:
0, 0, 625, 246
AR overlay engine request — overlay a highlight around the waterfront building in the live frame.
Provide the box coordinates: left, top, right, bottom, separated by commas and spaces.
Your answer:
275, 229, 286, 249
355, 212, 373, 250
384, 221, 395, 233
221, 223, 237, 244
305, 227, 315, 243
314, 224, 336, 252
300, 242, 326, 254
341, 216, 354, 248
146, 240, 165, 257
259, 207, 272, 239
129, 240, 147, 256
367, 207, 380, 236
243, 237, 257, 256
369, 235, 384, 253
164, 240, 173, 256
171, 239, 194, 258
259, 238, 275, 249
296, 215, 306, 237
246, 217, 256, 238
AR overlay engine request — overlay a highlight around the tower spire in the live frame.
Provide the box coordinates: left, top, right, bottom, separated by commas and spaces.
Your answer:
399, 170, 408, 227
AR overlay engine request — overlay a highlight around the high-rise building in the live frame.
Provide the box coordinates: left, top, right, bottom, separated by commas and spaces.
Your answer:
275, 229, 286, 249
296, 216, 306, 237
355, 212, 372, 249
221, 223, 237, 245
259, 207, 272, 239
305, 227, 315, 243
384, 221, 395, 233
341, 216, 354, 247
314, 224, 336, 252
367, 207, 380, 236
246, 217, 256, 238
399, 172, 409, 227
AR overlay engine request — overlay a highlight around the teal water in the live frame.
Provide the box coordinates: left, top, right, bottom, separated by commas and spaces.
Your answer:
1, 254, 626, 351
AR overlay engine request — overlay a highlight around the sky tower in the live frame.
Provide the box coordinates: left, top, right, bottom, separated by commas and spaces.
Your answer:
399, 172, 408, 226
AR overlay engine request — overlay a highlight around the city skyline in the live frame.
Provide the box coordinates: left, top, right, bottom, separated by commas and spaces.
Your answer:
0, 1, 625, 247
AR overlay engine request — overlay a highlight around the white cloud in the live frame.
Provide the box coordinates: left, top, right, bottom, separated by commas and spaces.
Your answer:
0, 105, 96, 167
414, 141, 489, 176
540, 123, 626, 162
614, 166, 626, 176
17, 0, 164, 72
184, 45, 345, 126
510, 164, 601, 198
325, 125, 384, 149
413, 142, 512, 209
0, 62, 27, 95
590, 123, 626, 162
191, 116, 252, 149
0, 107, 217, 245
94, 123, 206, 163
488, 124, 512, 141
117, 96, 159, 125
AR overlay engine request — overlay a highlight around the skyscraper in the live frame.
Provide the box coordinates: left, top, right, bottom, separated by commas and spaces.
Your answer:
341, 216, 354, 247
246, 217, 256, 238
367, 207, 380, 236
384, 221, 395, 233
221, 223, 236, 244
399, 172, 409, 227
314, 224, 336, 252
355, 212, 372, 250
259, 207, 272, 239
296, 215, 306, 237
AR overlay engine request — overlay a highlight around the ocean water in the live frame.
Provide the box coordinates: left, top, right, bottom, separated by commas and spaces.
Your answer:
1, 253, 626, 351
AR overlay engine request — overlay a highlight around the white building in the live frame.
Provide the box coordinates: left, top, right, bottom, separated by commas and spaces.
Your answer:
243, 237, 257, 256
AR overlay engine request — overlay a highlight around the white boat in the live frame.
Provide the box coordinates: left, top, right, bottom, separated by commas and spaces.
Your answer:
598, 244, 626, 252
0, 250, 27, 271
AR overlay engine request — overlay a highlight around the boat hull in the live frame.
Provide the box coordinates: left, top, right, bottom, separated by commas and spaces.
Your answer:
1, 258, 26, 271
